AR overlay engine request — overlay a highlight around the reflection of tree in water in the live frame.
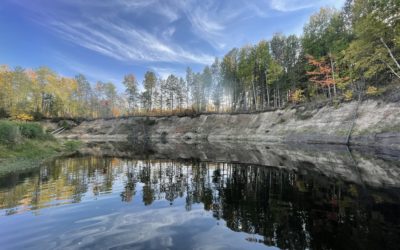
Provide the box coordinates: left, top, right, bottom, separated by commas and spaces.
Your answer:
0, 157, 399, 249
129, 161, 400, 250
120, 171, 136, 203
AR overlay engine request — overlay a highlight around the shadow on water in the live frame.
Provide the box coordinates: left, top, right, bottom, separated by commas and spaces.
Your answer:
0, 141, 399, 250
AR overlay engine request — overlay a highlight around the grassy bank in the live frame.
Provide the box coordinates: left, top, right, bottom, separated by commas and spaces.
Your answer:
0, 120, 81, 173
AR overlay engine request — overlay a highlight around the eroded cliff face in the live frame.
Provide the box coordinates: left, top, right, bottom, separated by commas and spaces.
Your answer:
60, 100, 400, 148
75, 141, 400, 188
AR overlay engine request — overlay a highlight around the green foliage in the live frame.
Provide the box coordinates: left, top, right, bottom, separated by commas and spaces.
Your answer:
1, 0, 398, 118
343, 0, 400, 80
63, 140, 82, 152
30, 111, 44, 121
18, 122, 45, 139
0, 121, 49, 145
0, 121, 20, 144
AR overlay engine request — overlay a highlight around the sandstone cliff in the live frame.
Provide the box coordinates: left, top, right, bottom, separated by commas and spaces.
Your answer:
60, 100, 400, 148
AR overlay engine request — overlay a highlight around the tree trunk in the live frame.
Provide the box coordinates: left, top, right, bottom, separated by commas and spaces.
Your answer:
328, 85, 332, 99
251, 79, 257, 110
329, 52, 337, 96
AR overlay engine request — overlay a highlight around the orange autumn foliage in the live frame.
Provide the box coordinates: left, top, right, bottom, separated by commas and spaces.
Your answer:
306, 55, 335, 88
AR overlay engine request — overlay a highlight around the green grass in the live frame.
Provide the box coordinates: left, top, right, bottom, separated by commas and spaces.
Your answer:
63, 140, 82, 152
0, 139, 62, 159
0, 120, 83, 173
0, 139, 84, 174
0, 139, 63, 173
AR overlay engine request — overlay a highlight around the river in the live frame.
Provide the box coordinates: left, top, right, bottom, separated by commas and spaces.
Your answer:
0, 142, 399, 250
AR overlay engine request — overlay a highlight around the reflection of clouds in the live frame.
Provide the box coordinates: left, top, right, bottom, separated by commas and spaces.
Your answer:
51, 206, 271, 250
53, 207, 198, 249
191, 222, 275, 250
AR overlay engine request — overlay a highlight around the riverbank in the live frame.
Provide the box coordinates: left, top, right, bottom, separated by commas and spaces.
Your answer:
0, 120, 82, 173
76, 140, 400, 188
59, 99, 400, 149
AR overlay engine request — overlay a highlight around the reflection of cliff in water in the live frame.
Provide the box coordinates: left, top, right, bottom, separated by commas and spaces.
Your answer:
78, 140, 400, 187
0, 156, 399, 250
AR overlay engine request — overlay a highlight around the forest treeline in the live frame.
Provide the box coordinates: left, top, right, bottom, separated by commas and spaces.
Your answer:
0, 0, 399, 119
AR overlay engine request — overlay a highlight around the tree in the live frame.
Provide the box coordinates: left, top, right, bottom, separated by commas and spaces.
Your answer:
185, 67, 193, 109
211, 58, 223, 111
123, 74, 139, 113
201, 66, 213, 111
75, 74, 92, 117
302, 8, 338, 58
306, 55, 336, 99
143, 71, 157, 111
221, 48, 240, 110
165, 74, 179, 110
344, 0, 400, 80
267, 60, 284, 108
255, 40, 272, 109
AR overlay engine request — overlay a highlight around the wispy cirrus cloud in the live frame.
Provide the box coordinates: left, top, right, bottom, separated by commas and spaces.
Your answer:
150, 66, 185, 79
13, 0, 346, 67
47, 18, 214, 65
56, 22, 211, 65
11, 0, 215, 65
268, 0, 346, 12
2, 0, 346, 86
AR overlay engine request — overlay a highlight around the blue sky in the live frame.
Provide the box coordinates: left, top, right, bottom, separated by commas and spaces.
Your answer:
0, 0, 344, 91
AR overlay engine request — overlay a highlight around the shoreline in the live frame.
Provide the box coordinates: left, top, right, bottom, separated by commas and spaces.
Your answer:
58, 100, 400, 149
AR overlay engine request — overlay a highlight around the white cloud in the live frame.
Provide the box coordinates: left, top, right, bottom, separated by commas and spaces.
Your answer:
48, 205, 270, 250
7, 0, 347, 70
44, 17, 214, 65
268, 0, 346, 12
153, 3, 180, 22
150, 66, 185, 79
176, 0, 247, 49
162, 26, 176, 39
11, 0, 215, 65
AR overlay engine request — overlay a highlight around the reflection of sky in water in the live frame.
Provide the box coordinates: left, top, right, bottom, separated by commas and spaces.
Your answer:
0, 192, 274, 250
0, 156, 399, 250
0, 159, 276, 250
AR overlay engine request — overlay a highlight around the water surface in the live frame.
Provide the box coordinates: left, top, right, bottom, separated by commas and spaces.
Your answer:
0, 143, 399, 250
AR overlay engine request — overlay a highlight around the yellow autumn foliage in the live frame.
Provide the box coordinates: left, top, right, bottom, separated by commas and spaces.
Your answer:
343, 90, 353, 101
291, 89, 305, 103
366, 86, 379, 96
16, 113, 34, 121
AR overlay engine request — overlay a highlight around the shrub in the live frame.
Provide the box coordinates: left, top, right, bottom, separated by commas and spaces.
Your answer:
63, 140, 82, 152
344, 90, 353, 101
15, 113, 34, 122
144, 117, 156, 126
291, 89, 305, 104
0, 121, 20, 144
18, 123, 45, 139
30, 111, 45, 121
0, 108, 10, 119
366, 86, 380, 96
58, 120, 77, 130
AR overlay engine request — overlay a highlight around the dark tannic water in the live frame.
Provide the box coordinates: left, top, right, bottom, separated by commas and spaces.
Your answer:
0, 143, 400, 250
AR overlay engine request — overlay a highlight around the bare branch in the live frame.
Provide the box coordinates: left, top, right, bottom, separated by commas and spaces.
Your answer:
380, 59, 400, 79
380, 37, 400, 70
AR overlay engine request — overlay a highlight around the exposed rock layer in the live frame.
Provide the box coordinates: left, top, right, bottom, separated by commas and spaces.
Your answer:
75, 140, 400, 188
60, 100, 400, 149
